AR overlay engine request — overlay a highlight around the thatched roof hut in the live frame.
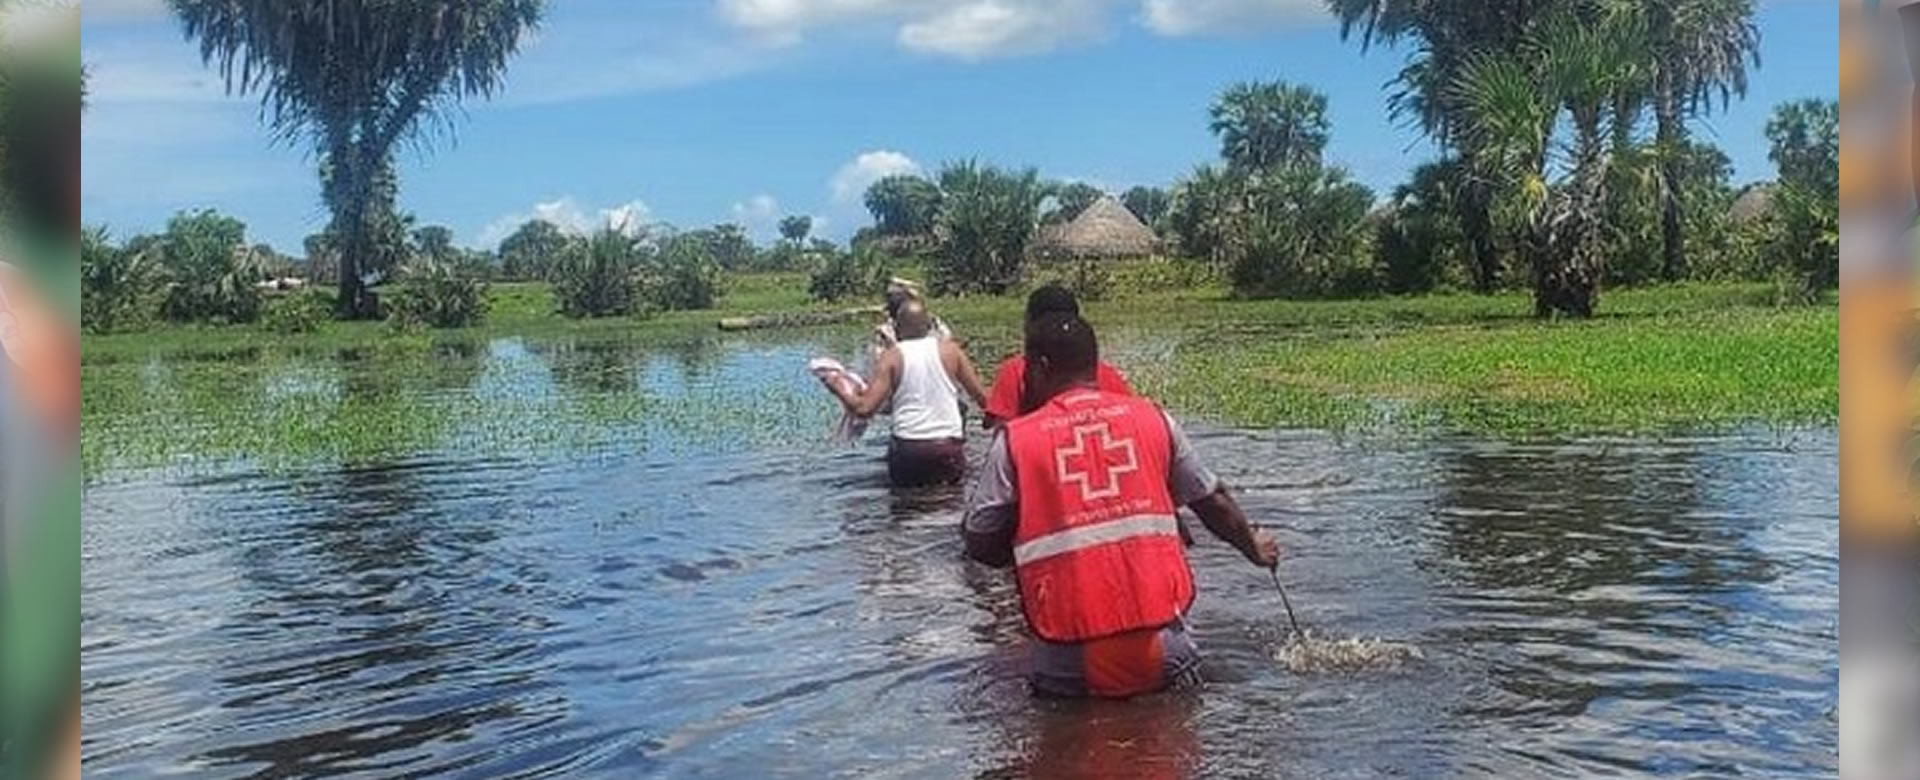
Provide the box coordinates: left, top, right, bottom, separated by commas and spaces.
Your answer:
1029, 196, 1158, 260
1729, 183, 1776, 223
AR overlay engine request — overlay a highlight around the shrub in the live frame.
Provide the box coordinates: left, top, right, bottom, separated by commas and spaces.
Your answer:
1110, 256, 1220, 295
262, 289, 333, 334
154, 209, 264, 324
496, 219, 573, 281
1033, 257, 1112, 302
553, 228, 647, 318
1225, 167, 1375, 299
386, 258, 489, 329
808, 245, 890, 302
649, 233, 723, 311
1764, 183, 1838, 304
929, 160, 1047, 296
82, 227, 155, 334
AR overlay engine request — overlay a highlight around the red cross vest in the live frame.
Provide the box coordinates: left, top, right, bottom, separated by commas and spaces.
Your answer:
1006, 389, 1194, 643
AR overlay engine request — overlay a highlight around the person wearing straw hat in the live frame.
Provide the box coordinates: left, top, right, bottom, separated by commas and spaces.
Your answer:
961, 313, 1276, 698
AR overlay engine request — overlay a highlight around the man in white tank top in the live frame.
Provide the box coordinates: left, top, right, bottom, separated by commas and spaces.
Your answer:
828, 301, 991, 486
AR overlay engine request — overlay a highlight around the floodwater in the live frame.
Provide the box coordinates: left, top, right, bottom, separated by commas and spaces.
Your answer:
81, 333, 1838, 777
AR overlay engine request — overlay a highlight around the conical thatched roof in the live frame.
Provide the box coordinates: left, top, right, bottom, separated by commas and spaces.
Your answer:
1030, 196, 1158, 260
1729, 182, 1776, 223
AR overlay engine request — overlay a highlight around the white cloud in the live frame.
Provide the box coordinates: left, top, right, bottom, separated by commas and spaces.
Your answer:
716, 0, 911, 38
475, 197, 654, 247
499, 27, 789, 105
716, 0, 1115, 59
899, 0, 1107, 60
729, 193, 783, 239
829, 150, 922, 204
1138, 0, 1328, 37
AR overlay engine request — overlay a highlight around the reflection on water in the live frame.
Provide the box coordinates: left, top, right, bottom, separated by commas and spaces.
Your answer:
81, 334, 1837, 777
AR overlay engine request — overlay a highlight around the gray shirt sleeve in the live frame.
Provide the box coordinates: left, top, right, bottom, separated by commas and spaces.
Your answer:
961, 429, 1019, 567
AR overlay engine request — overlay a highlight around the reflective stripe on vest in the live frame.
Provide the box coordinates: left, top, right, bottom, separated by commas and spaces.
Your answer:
1012, 513, 1181, 566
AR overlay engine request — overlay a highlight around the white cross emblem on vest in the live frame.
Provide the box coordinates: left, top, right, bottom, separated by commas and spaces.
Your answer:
1056, 422, 1139, 502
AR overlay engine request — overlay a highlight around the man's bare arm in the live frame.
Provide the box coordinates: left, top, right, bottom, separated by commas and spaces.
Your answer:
834, 349, 898, 417
944, 342, 992, 411
1189, 485, 1277, 568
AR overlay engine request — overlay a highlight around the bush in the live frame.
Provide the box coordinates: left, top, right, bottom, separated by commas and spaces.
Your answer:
386, 258, 489, 329
1764, 183, 1838, 303
82, 227, 155, 334
808, 245, 890, 302
929, 161, 1047, 296
553, 228, 648, 319
1225, 167, 1375, 299
1033, 257, 1113, 302
1372, 212, 1438, 295
1109, 256, 1221, 295
262, 289, 333, 334
154, 209, 264, 324
649, 234, 723, 311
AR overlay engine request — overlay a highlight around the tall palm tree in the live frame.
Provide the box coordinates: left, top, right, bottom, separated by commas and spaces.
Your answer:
169, 0, 544, 319
1330, 0, 1562, 294
1208, 80, 1330, 173
1450, 6, 1645, 317
1636, 0, 1759, 281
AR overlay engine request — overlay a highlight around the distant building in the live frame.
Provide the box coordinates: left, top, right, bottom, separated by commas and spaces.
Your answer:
1029, 196, 1160, 261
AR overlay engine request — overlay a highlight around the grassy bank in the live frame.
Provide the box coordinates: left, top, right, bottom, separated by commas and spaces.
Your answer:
81, 279, 1836, 474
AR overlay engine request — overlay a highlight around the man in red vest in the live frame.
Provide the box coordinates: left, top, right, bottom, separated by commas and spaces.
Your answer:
962, 313, 1278, 698
982, 284, 1133, 429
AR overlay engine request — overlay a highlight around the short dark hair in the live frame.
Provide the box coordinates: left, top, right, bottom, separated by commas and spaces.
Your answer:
1025, 284, 1080, 324
1025, 312, 1098, 378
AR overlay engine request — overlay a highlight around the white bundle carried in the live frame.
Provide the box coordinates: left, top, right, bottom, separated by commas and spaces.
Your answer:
808, 357, 870, 442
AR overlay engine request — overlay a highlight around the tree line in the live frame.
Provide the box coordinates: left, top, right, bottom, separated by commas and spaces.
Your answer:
84, 0, 1833, 334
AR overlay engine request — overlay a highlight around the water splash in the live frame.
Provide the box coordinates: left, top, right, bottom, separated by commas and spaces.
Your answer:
1271, 630, 1424, 674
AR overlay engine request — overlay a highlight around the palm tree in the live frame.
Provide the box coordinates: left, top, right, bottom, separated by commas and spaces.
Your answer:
778, 215, 813, 245
1450, 6, 1646, 317
863, 174, 942, 237
1637, 0, 1758, 281
1167, 164, 1241, 269
1208, 80, 1330, 173
168, 0, 544, 319
1330, 0, 1558, 294
931, 160, 1047, 295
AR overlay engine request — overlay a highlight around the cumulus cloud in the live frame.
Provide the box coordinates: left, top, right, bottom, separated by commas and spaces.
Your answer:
716, 0, 1114, 59
899, 0, 1107, 60
476, 197, 653, 247
729, 193, 784, 239
829, 150, 922, 205
1138, 0, 1329, 37
717, 0, 909, 38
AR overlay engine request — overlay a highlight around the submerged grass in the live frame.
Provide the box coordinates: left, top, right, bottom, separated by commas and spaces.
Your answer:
81, 279, 1835, 475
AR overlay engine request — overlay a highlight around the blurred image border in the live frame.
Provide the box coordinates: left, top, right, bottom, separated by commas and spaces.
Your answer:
1839, 2, 1919, 779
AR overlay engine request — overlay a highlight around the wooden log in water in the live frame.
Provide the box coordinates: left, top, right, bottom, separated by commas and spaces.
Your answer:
718, 306, 883, 332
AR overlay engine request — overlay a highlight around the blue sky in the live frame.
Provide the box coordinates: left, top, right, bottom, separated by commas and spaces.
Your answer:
80, 0, 1837, 252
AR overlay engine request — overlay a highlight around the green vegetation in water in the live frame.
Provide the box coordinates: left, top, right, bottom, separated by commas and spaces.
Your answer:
81, 279, 1835, 477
